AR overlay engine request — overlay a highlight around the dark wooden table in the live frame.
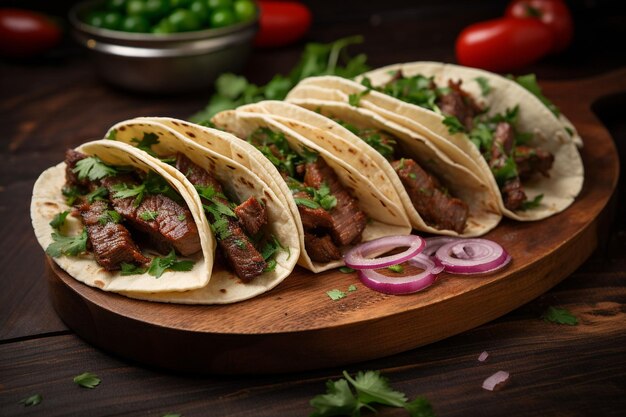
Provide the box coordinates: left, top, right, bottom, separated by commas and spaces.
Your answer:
1, 2, 625, 416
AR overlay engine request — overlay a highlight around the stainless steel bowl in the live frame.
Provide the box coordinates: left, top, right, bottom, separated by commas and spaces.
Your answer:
69, 0, 258, 93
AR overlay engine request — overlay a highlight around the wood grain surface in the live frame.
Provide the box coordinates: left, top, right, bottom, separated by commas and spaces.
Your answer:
2, 1, 626, 415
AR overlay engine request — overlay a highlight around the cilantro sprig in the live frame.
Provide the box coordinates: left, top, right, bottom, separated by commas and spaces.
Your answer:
310, 370, 435, 417
190, 36, 369, 124
112, 172, 181, 207
73, 157, 118, 181
49, 211, 69, 230
511, 74, 560, 117
148, 250, 194, 278
19, 394, 42, 407
541, 306, 578, 326
46, 229, 88, 258
131, 132, 160, 156
73, 372, 101, 389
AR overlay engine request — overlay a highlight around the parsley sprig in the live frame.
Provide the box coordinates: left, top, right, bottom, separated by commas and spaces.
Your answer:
310, 370, 435, 417
148, 250, 194, 278
112, 172, 181, 207
49, 211, 69, 230
46, 229, 88, 258
73, 157, 118, 181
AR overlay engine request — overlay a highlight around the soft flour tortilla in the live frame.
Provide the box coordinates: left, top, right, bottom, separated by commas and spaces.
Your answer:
288, 67, 584, 221
31, 140, 213, 294
211, 107, 413, 272
104, 119, 301, 304
237, 100, 501, 237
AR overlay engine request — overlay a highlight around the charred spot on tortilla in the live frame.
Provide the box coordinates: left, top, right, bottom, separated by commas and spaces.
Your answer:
119, 126, 126, 131
226, 165, 236, 170
186, 131, 196, 138
171, 121, 180, 126
236, 153, 244, 159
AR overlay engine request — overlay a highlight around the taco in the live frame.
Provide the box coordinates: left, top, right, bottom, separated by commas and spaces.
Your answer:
204, 107, 413, 271
235, 100, 501, 237
288, 63, 584, 221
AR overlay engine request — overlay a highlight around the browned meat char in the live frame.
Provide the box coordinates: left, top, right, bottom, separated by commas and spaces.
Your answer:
101, 175, 202, 256
437, 80, 483, 130
304, 233, 342, 263
175, 154, 267, 281
64, 149, 90, 188
392, 159, 468, 233
304, 158, 367, 246
501, 178, 527, 211
234, 197, 268, 237
515, 146, 554, 180
295, 192, 334, 231
79, 200, 149, 270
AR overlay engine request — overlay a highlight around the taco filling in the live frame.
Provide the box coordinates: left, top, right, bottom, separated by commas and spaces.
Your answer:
362, 71, 555, 211
247, 127, 368, 263
331, 119, 469, 233
53, 149, 199, 274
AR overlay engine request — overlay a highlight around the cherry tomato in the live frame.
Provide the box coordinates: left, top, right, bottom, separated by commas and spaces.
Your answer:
456, 17, 554, 72
254, 1, 311, 48
505, 0, 573, 52
0, 8, 62, 57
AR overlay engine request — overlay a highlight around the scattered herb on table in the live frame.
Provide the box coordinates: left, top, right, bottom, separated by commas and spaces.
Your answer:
309, 370, 435, 417
19, 394, 42, 407
339, 267, 355, 273
541, 306, 578, 325
327, 289, 347, 301
347, 284, 357, 292
73, 372, 101, 389
190, 35, 369, 125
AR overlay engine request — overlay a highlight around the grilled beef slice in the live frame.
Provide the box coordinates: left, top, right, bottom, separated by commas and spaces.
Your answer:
101, 175, 202, 257
515, 146, 554, 180
304, 232, 342, 263
79, 200, 149, 270
392, 159, 468, 233
436, 80, 483, 131
293, 191, 334, 231
501, 178, 527, 211
234, 197, 268, 237
64, 149, 90, 189
303, 158, 367, 246
175, 154, 266, 281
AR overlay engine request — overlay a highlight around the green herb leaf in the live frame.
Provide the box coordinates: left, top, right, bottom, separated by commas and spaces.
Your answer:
120, 262, 148, 276
259, 235, 285, 261
512, 74, 560, 117
148, 250, 194, 278
442, 115, 465, 134
73, 157, 118, 181
107, 129, 117, 140
541, 306, 578, 325
210, 217, 231, 240
295, 197, 321, 209
348, 86, 371, 107
404, 397, 436, 417
177, 214, 186, 221
139, 210, 159, 221
327, 289, 347, 301
387, 264, 404, 273
86, 186, 108, 203
520, 194, 543, 210
347, 284, 357, 292
98, 210, 122, 225
319, 194, 337, 211
19, 394, 42, 407
111, 182, 145, 206
339, 266, 355, 273
46, 229, 88, 258
62, 186, 82, 206
475, 76, 491, 96
73, 372, 101, 389
344, 370, 407, 408
492, 156, 518, 186
310, 379, 359, 417
131, 132, 160, 155
50, 211, 69, 230
263, 258, 277, 272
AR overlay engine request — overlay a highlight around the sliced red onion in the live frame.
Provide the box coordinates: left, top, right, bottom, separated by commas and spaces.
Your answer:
435, 238, 511, 275
478, 351, 489, 362
423, 237, 458, 257
344, 235, 425, 270
482, 371, 510, 391
357, 254, 442, 294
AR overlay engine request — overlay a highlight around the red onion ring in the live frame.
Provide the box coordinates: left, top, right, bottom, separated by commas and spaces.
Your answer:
423, 237, 458, 257
435, 238, 511, 275
357, 254, 443, 294
344, 235, 425, 270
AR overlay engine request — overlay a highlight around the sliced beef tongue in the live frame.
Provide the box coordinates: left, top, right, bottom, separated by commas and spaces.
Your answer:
437, 79, 483, 131
79, 200, 149, 271
175, 154, 267, 281
304, 232, 342, 263
101, 175, 202, 257
304, 158, 367, 246
515, 145, 554, 180
64, 149, 90, 189
392, 159, 468, 234
234, 197, 268, 237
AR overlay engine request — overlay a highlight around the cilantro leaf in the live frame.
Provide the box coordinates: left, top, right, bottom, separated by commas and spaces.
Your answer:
512, 74, 560, 117
107, 129, 117, 140
339, 267, 355, 273
209, 217, 231, 240
120, 262, 148, 276
520, 194, 543, 210
49, 211, 69, 230
347, 284, 357, 292
139, 210, 159, 221
263, 258, 277, 272
73, 372, 101, 389
148, 250, 194, 278
387, 264, 404, 273
131, 132, 160, 155
295, 197, 321, 209
19, 394, 42, 407
475, 76, 491, 96
442, 115, 465, 134
86, 186, 108, 203
327, 289, 346, 301
492, 156, 518, 186
259, 235, 285, 261
62, 186, 82, 206
541, 306, 578, 325
404, 397, 436, 417
46, 229, 88, 258
73, 157, 118, 181
99, 210, 122, 225
310, 379, 359, 417
111, 182, 145, 206
344, 370, 407, 408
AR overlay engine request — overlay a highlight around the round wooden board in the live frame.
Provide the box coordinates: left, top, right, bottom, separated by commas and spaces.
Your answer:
46, 71, 622, 374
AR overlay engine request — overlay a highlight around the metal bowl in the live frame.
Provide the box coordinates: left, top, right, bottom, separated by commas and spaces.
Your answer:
69, 0, 258, 93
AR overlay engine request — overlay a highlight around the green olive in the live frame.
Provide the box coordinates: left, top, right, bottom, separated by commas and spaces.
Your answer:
151, 18, 175, 34
102, 12, 124, 30
126, 0, 148, 16
210, 7, 236, 28
168, 8, 201, 32
189, 0, 210, 24
144, 0, 170, 19
206, 0, 232, 10
105, 0, 128, 12
233, 0, 255, 22
86, 11, 107, 28
121, 15, 151, 32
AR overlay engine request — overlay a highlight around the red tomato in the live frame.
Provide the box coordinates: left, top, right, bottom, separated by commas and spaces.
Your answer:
254, 1, 312, 48
506, 0, 573, 52
0, 8, 61, 58
456, 17, 554, 72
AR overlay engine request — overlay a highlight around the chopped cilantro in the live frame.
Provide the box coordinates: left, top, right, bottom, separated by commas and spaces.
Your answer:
442, 115, 465, 134
339, 267, 355, 273
112, 172, 180, 207
210, 217, 231, 240
492, 156, 518, 186
62, 186, 82, 206
387, 264, 404, 273
319, 194, 337, 211
19, 394, 42, 407
177, 214, 186, 221
310, 370, 435, 417
49, 211, 69, 230
107, 129, 117, 140
541, 306, 578, 326
248, 128, 301, 177
475, 76, 491, 96
468, 122, 493, 152
86, 186, 108, 203
73, 157, 118, 181
263, 258, 277, 272
73, 372, 101, 389
131, 132, 160, 156
565, 126, 574, 137
348, 79, 372, 107
120, 262, 148, 276
327, 289, 347, 301
111, 182, 145, 206
46, 229, 88, 258
336, 120, 397, 160
148, 250, 194, 278
98, 210, 122, 225
408, 173, 417, 180
259, 235, 286, 261
372, 73, 439, 111
295, 197, 321, 209
139, 210, 159, 221
512, 74, 560, 117
347, 284, 357, 292
520, 194, 543, 210
300, 146, 320, 164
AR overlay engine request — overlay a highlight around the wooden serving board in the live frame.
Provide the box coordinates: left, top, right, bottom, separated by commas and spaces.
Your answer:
46, 70, 623, 374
